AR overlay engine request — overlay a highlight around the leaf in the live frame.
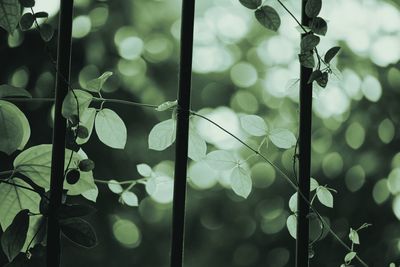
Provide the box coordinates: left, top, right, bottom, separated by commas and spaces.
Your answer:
60, 218, 97, 248
305, 0, 322, 18
121, 191, 138, 207
1, 210, 29, 262
349, 228, 360, 244
188, 124, 207, 161
58, 204, 96, 219
85, 72, 113, 93
148, 119, 176, 151
240, 115, 268, 136
155, 100, 177, 112
310, 178, 319, 191
34, 12, 48, 18
76, 108, 96, 145
62, 89, 93, 120
95, 108, 127, 149
39, 23, 53, 42
269, 128, 296, 149
0, 178, 41, 251
205, 150, 237, 171
137, 163, 152, 177
107, 180, 123, 194
289, 192, 297, 213
238, 0, 261, 9
0, 85, 31, 98
310, 17, 327, 36
254, 5, 281, 32
344, 252, 357, 263
19, 12, 33, 31
14, 144, 97, 195
316, 72, 328, 88
0, 0, 20, 34
301, 34, 320, 52
286, 214, 297, 239
18, 0, 34, 8
230, 166, 252, 198
308, 70, 323, 84
298, 52, 315, 68
316, 186, 333, 208
0, 100, 30, 154
324, 46, 341, 63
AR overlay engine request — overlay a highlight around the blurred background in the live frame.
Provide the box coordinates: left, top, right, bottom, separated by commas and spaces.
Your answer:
0, 0, 400, 266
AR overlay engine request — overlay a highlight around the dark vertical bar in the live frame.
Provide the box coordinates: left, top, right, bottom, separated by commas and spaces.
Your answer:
170, 0, 196, 266
46, 1, 74, 266
296, 0, 313, 267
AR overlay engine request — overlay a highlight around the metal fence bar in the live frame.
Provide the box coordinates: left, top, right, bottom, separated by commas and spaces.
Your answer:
170, 0, 196, 266
296, 0, 313, 267
46, 0, 74, 266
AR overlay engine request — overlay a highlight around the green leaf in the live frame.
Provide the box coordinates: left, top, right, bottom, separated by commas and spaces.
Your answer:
0, 100, 30, 154
205, 150, 237, 171
33, 12, 48, 18
120, 191, 138, 207
238, 0, 261, 9
0, 0, 21, 34
107, 180, 123, 194
349, 228, 360, 244
308, 70, 323, 84
39, 23, 53, 42
240, 115, 268, 136
286, 214, 297, 239
60, 218, 97, 248
324, 46, 341, 63
254, 5, 281, 32
301, 34, 320, 52
14, 144, 97, 195
316, 72, 328, 88
58, 204, 96, 219
148, 119, 176, 151
18, 0, 34, 8
95, 108, 127, 149
310, 178, 319, 191
298, 51, 315, 68
137, 163, 152, 177
19, 13, 33, 31
310, 17, 327, 36
269, 128, 296, 149
1, 210, 29, 262
85, 71, 113, 93
230, 165, 252, 198
188, 124, 207, 161
344, 251, 357, 263
62, 89, 93, 120
0, 178, 41, 251
289, 192, 297, 213
0, 85, 31, 98
76, 107, 96, 145
305, 0, 322, 18
316, 186, 333, 208
155, 100, 177, 112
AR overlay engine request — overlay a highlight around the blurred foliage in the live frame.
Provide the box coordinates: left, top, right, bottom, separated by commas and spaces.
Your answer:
0, 0, 400, 266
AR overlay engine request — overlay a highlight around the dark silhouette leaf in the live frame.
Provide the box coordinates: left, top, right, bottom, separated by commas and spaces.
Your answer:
324, 46, 341, 63
238, 0, 261, 9
60, 218, 98, 248
254, 5, 281, 32
305, 0, 322, 18
1, 210, 29, 262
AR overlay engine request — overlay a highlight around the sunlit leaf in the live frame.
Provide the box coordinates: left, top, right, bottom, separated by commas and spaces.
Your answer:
62, 89, 93, 120
269, 128, 296, 149
107, 180, 123, 194
1, 210, 29, 262
0, 85, 31, 98
286, 214, 297, 239
230, 165, 252, 198
76, 108, 96, 145
205, 150, 237, 171
188, 124, 207, 161
349, 228, 360, 244
316, 186, 333, 208
0, 0, 21, 34
85, 72, 113, 93
305, 0, 322, 18
0, 100, 30, 154
310, 178, 319, 191
240, 115, 268, 136
136, 163, 152, 177
238, 0, 261, 9
254, 5, 280, 32
289, 192, 297, 213
95, 108, 127, 149
344, 252, 357, 263
60, 218, 97, 248
121, 191, 138, 207
148, 119, 176, 151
